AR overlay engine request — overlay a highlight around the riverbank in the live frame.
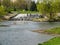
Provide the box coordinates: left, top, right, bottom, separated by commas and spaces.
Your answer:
0, 12, 18, 21
0, 17, 6, 22
38, 37, 60, 45
33, 27, 60, 45
32, 27, 60, 45
32, 27, 60, 35
32, 18, 49, 22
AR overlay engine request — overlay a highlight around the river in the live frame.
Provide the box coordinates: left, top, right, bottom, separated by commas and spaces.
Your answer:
0, 21, 60, 45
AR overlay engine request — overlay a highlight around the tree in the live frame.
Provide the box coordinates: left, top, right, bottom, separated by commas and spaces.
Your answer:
0, 6, 7, 16
30, 1, 37, 11
2, 0, 12, 13
2, 0, 10, 7
37, 0, 60, 21
0, 0, 1, 6
14, 0, 27, 10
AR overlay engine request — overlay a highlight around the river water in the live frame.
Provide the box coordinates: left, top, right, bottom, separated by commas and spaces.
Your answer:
0, 21, 60, 45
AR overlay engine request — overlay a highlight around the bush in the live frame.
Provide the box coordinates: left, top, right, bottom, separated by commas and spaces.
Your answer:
30, 1, 37, 11
5, 7, 14, 13
0, 6, 7, 16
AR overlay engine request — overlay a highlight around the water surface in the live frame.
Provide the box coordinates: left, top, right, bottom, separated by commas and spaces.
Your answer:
0, 21, 60, 45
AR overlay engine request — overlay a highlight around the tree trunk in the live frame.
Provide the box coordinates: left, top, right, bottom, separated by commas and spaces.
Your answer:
49, 12, 54, 21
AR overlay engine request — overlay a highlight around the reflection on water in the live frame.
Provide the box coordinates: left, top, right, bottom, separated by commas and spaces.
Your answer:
0, 21, 60, 45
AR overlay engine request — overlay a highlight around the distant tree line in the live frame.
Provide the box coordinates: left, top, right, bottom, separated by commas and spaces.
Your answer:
0, 0, 37, 16
0, 0, 37, 11
37, 0, 60, 21
0, 0, 60, 21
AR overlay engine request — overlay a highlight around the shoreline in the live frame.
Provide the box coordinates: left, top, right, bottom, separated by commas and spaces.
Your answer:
32, 30, 60, 36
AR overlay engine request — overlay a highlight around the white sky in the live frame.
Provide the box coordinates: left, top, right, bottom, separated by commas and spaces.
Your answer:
31, 0, 42, 3
32, 0, 38, 3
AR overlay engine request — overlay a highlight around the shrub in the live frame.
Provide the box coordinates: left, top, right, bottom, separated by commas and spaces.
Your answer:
0, 6, 7, 16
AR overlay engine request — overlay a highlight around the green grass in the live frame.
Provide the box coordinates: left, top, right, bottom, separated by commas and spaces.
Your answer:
44, 27, 60, 34
38, 27, 60, 45
39, 37, 60, 45
17, 11, 39, 14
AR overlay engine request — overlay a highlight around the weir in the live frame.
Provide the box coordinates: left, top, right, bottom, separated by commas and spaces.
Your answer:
9, 14, 42, 21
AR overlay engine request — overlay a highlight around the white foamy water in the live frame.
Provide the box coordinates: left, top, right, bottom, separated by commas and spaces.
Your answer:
14, 14, 27, 18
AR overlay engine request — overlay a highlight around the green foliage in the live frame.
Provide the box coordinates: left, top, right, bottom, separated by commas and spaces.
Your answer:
0, 6, 7, 16
37, 0, 60, 21
2, 0, 10, 7
37, 1, 53, 14
37, 2, 44, 14
13, 0, 27, 10
18, 11, 38, 14
0, 0, 37, 12
1, 0, 28, 11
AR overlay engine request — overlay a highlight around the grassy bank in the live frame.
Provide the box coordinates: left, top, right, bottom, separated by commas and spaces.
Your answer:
44, 27, 60, 34
17, 11, 39, 14
37, 27, 60, 45
38, 37, 60, 45
33, 27, 60, 35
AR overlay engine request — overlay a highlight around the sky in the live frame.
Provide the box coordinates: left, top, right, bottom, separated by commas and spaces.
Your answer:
32, 0, 42, 3
32, 0, 38, 3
